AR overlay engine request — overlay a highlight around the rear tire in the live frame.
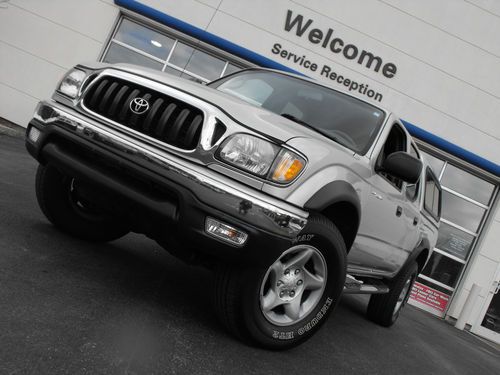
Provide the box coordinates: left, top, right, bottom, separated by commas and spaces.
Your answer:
36, 164, 129, 242
367, 262, 418, 327
213, 214, 347, 349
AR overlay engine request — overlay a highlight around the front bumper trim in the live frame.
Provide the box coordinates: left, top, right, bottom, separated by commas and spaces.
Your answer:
30, 101, 308, 238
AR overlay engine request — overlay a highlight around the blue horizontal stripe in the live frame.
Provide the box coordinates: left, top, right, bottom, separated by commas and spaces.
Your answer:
114, 0, 499, 177
402, 120, 500, 177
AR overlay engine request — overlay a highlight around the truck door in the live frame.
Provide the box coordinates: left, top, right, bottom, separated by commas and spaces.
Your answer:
348, 123, 413, 277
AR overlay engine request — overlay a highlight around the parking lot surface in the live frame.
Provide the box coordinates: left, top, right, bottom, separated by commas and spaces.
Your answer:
1, 133, 499, 374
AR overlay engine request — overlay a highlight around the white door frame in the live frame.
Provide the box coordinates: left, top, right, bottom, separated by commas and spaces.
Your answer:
471, 263, 500, 344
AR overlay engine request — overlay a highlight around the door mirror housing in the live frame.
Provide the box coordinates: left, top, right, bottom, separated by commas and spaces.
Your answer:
380, 151, 422, 184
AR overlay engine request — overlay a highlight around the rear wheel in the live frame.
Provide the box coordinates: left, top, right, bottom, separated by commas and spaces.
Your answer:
366, 262, 418, 327
213, 214, 347, 349
36, 164, 129, 242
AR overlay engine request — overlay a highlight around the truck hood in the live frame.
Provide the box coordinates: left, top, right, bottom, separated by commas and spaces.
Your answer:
100, 63, 335, 144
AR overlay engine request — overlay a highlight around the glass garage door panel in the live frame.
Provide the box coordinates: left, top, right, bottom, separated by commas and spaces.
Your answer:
224, 63, 242, 76
102, 17, 245, 83
410, 150, 497, 318
441, 191, 485, 232
114, 18, 175, 60
103, 43, 164, 71
421, 151, 445, 177
441, 164, 495, 205
421, 252, 464, 288
169, 43, 226, 81
436, 222, 474, 260
184, 50, 226, 81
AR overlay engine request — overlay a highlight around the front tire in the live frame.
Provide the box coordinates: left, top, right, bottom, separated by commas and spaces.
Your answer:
35, 164, 129, 242
213, 214, 347, 349
366, 262, 418, 327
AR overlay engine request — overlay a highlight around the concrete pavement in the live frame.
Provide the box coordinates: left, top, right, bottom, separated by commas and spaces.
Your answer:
0, 133, 499, 374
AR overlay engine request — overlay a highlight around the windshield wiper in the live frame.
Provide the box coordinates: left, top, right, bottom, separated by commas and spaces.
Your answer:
280, 113, 345, 147
280, 113, 312, 127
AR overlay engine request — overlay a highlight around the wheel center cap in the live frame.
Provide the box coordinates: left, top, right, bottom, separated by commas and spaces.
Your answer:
277, 269, 303, 301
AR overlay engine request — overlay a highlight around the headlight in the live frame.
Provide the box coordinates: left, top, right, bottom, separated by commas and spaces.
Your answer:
219, 134, 279, 175
57, 68, 87, 98
218, 134, 305, 183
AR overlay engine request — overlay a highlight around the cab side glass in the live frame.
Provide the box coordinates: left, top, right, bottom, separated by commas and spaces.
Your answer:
424, 167, 442, 221
406, 143, 421, 201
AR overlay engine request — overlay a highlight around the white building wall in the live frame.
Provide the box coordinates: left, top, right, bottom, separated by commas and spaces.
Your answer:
0, 0, 119, 126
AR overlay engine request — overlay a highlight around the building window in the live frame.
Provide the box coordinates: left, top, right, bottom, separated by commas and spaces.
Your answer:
102, 17, 246, 83
413, 149, 497, 316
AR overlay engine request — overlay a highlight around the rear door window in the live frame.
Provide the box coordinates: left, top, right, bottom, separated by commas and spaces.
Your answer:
405, 143, 421, 201
424, 168, 442, 220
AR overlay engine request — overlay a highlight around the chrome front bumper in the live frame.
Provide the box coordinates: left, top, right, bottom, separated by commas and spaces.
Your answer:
28, 101, 308, 238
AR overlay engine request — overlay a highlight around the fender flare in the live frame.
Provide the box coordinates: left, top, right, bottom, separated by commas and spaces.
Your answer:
304, 181, 361, 250
304, 180, 361, 217
393, 237, 432, 282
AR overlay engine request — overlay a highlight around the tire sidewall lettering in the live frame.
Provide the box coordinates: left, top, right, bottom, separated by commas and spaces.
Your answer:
269, 297, 334, 340
292, 234, 315, 244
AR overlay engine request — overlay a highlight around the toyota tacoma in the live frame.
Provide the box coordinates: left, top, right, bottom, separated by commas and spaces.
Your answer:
25, 63, 441, 349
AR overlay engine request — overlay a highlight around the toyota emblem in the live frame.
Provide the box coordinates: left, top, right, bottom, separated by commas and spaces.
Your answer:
130, 97, 150, 114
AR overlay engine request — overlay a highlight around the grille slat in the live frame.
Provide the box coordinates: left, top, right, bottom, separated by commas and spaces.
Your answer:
155, 103, 177, 139
183, 115, 203, 149
88, 79, 109, 109
83, 77, 203, 150
143, 98, 164, 135
167, 108, 190, 143
99, 82, 119, 113
108, 85, 129, 118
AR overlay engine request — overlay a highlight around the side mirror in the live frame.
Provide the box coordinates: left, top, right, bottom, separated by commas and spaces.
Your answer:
380, 151, 422, 184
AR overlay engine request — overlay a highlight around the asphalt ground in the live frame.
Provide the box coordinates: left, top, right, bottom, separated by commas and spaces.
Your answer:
1, 131, 499, 374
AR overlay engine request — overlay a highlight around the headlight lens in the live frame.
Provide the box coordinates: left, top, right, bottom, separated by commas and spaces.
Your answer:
219, 134, 279, 175
218, 134, 305, 183
58, 68, 87, 98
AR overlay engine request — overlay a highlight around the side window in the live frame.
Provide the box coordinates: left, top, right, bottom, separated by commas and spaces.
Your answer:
424, 168, 442, 220
405, 143, 421, 201
377, 124, 407, 190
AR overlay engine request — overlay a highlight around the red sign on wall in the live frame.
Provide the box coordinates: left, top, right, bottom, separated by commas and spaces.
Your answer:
410, 281, 450, 313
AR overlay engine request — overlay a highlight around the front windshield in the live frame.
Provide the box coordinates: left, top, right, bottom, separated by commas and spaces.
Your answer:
209, 71, 386, 154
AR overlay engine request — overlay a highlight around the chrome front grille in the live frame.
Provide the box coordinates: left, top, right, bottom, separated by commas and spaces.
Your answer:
82, 76, 204, 150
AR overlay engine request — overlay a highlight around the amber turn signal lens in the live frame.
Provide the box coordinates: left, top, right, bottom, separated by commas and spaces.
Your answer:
271, 150, 305, 183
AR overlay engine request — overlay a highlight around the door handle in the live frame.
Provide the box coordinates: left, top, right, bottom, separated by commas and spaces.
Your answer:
413, 217, 419, 226
396, 206, 402, 217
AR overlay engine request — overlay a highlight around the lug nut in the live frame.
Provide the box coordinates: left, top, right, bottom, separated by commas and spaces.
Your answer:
284, 269, 290, 275
297, 280, 303, 286
279, 291, 285, 298
290, 291, 295, 297
277, 280, 283, 287
295, 269, 300, 275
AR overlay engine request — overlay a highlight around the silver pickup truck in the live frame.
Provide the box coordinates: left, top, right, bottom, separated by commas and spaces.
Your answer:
25, 63, 441, 349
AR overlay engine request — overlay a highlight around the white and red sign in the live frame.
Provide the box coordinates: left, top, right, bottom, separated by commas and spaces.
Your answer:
409, 281, 450, 316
